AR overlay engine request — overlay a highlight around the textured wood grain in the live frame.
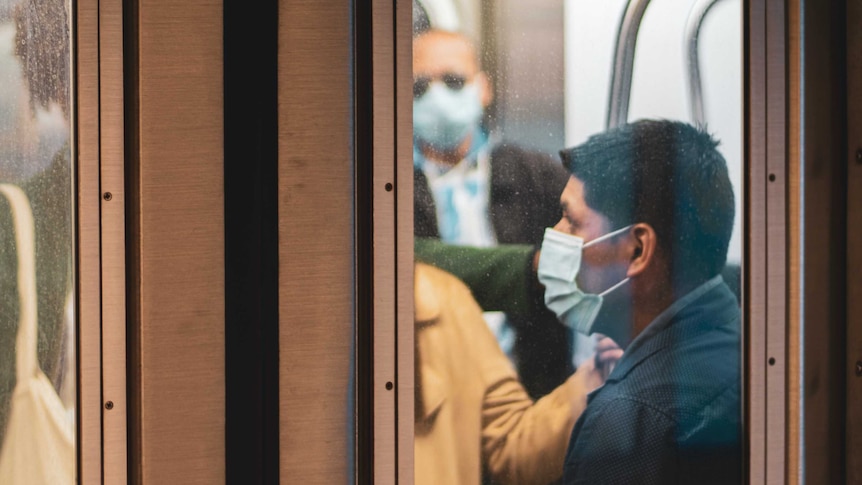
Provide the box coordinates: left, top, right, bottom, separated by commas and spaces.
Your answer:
75, 0, 102, 482
846, 0, 862, 481
278, 1, 354, 482
135, 0, 225, 483
99, 0, 128, 482
747, 1, 767, 481
787, 0, 801, 481
395, 0, 415, 482
765, 1, 788, 482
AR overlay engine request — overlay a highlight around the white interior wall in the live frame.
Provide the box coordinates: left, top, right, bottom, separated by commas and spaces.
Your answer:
564, 0, 742, 263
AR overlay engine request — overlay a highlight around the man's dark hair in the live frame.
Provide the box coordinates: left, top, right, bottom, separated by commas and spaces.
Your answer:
560, 119, 735, 287
413, 0, 431, 36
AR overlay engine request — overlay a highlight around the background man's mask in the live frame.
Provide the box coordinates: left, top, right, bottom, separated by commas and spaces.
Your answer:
413, 82, 482, 151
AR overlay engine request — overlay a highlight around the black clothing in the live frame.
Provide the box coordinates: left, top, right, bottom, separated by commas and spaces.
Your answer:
563, 280, 741, 484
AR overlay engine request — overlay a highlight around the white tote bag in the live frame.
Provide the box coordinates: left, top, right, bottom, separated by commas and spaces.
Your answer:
0, 183, 74, 484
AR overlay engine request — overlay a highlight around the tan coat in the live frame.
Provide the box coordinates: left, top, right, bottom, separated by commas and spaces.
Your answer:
414, 263, 603, 485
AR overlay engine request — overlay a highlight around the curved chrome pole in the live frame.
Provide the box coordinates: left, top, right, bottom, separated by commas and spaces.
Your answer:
606, 0, 652, 129
685, 0, 725, 126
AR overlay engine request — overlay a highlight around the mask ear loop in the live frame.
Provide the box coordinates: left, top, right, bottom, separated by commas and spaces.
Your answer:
583, 224, 633, 248
582, 224, 634, 296
599, 277, 630, 297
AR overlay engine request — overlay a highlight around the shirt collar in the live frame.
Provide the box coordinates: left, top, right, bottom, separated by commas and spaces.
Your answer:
623, 275, 724, 356
600, 275, 728, 384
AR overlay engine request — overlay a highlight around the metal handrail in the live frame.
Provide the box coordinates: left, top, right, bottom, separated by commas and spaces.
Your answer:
684, 0, 725, 126
606, 0, 652, 129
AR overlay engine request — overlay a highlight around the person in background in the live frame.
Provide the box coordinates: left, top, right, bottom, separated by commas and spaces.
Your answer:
535, 120, 740, 484
413, 262, 617, 485
0, 0, 73, 445
412, 27, 584, 399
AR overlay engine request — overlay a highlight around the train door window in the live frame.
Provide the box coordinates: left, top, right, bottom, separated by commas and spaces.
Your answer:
0, 0, 76, 482
411, 0, 744, 483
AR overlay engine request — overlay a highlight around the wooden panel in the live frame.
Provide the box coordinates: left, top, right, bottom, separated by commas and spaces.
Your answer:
787, 0, 801, 481
75, 0, 103, 482
846, 0, 862, 481
800, 1, 847, 483
99, 0, 128, 482
134, 0, 225, 483
372, 0, 397, 482
747, 0, 767, 481
395, 0, 415, 482
765, 0, 787, 482
278, 1, 353, 482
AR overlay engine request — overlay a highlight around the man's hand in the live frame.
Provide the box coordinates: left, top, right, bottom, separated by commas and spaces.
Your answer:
594, 335, 623, 380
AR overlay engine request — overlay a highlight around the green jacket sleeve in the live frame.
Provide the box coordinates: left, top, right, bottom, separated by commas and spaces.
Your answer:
414, 237, 542, 317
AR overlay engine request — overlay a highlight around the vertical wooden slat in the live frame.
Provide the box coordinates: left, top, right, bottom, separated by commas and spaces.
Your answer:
747, 0, 767, 481
800, 1, 847, 482
372, 0, 397, 482
134, 0, 225, 482
787, 0, 802, 482
846, 0, 862, 481
765, 0, 787, 482
395, 0, 415, 481
99, 0, 128, 481
75, 0, 103, 481
278, 1, 353, 482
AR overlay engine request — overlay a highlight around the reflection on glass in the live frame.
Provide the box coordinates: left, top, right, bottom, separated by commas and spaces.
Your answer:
0, 0, 75, 483
413, 1, 742, 484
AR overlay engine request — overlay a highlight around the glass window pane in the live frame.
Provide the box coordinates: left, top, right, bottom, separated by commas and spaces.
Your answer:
0, 0, 75, 481
412, 0, 742, 483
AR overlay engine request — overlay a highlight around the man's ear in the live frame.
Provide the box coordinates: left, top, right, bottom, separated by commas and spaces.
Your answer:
475, 71, 493, 108
626, 223, 657, 278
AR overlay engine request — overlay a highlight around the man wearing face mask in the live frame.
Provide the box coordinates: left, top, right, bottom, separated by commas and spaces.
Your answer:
537, 120, 741, 484
412, 28, 582, 399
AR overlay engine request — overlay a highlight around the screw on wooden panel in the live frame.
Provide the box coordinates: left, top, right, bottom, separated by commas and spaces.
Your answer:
385, 183, 393, 192
856, 361, 862, 377
103, 192, 113, 201
105, 401, 114, 410
385, 381, 394, 391
856, 148, 862, 165
768, 174, 776, 182
768, 357, 776, 366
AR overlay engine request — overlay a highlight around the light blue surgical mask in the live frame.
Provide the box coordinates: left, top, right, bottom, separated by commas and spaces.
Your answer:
413, 82, 482, 150
537, 226, 632, 335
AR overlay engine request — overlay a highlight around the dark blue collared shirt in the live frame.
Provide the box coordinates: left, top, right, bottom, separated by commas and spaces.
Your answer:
563, 277, 742, 484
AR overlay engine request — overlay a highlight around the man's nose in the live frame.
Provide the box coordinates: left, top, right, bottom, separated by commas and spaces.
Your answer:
552, 218, 567, 233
